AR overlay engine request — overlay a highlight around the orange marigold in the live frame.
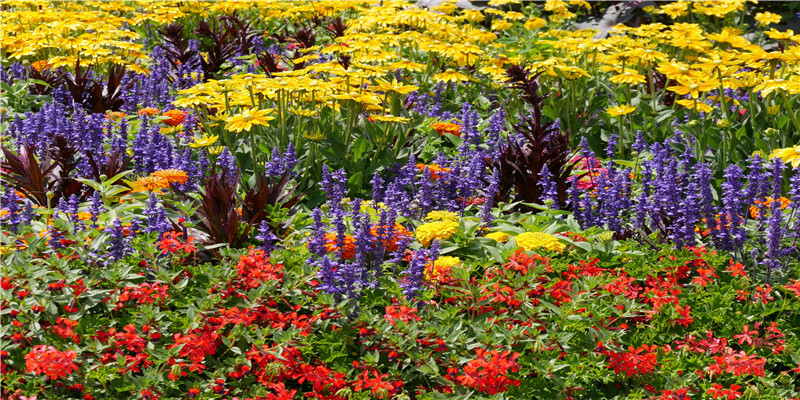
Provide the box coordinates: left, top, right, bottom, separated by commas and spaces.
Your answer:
324, 233, 356, 260
32, 60, 51, 72
162, 109, 187, 126
138, 107, 161, 116
151, 169, 189, 185
749, 196, 790, 219
431, 122, 462, 137
370, 223, 412, 252
105, 111, 127, 121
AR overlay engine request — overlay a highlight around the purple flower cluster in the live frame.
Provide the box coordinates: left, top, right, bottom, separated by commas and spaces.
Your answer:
572, 138, 799, 272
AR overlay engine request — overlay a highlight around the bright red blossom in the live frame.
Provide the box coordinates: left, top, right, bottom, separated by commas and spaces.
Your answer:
25, 345, 79, 379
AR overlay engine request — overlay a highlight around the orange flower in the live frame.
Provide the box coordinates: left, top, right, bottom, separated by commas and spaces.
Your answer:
749, 196, 790, 219
415, 163, 451, 180
105, 111, 127, 121
138, 107, 161, 116
324, 233, 356, 260
130, 175, 170, 193
370, 223, 412, 252
32, 60, 51, 72
151, 169, 188, 185
431, 122, 462, 137
162, 109, 187, 126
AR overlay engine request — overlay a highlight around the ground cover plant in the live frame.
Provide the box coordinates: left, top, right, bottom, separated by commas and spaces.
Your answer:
1, 1, 800, 399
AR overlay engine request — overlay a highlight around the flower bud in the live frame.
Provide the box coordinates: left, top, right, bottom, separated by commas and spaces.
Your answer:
764, 127, 779, 137
716, 119, 730, 128
766, 105, 780, 115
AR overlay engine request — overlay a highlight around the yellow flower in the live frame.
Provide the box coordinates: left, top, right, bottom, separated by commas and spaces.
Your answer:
208, 146, 225, 155
755, 12, 781, 26
769, 145, 800, 168
387, 59, 424, 72
373, 78, 418, 95
674, 99, 714, 113
368, 114, 409, 123
524, 18, 547, 30
485, 232, 509, 243
766, 28, 794, 40
225, 108, 275, 132
606, 104, 636, 117
491, 19, 513, 31
415, 220, 458, 247
610, 71, 646, 85
433, 69, 471, 83
425, 210, 459, 223
515, 232, 565, 253
667, 76, 717, 99
189, 134, 219, 148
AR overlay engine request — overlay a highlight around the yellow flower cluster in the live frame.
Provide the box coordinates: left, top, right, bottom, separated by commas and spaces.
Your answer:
415, 221, 458, 247
515, 232, 566, 253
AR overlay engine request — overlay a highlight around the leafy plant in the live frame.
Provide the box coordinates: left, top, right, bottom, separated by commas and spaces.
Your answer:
495, 65, 577, 210
0, 136, 84, 206
58, 60, 130, 113
193, 168, 301, 254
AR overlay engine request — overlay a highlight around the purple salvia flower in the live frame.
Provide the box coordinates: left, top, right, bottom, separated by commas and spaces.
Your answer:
481, 168, 501, 223
89, 191, 103, 229
256, 220, 279, 254
721, 164, 746, 253
308, 208, 327, 257
371, 171, 385, 203
107, 218, 130, 261
417, 167, 433, 217
538, 165, 559, 208
605, 133, 618, 160
763, 198, 783, 282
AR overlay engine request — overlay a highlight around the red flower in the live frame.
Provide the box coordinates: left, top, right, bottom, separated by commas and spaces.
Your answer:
25, 345, 79, 379
455, 349, 520, 395
604, 344, 659, 377
157, 231, 196, 255
708, 383, 742, 399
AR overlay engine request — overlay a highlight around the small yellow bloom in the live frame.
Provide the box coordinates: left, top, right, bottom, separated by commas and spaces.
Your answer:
606, 104, 636, 117
433, 69, 471, 84
225, 108, 275, 132
368, 114, 409, 123
189, 135, 219, 148
524, 18, 547, 30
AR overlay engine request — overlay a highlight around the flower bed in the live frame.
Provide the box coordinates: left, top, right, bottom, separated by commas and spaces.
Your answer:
1, 1, 799, 399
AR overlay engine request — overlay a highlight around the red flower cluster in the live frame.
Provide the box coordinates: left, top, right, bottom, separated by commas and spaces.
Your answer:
235, 249, 284, 288
157, 231, 196, 254
25, 345, 79, 379
455, 349, 521, 394
384, 304, 421, 326
604, 344, 659, 377
707, 383, 743, 399
708, 348, 766, 377
114, 282, 171, 310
